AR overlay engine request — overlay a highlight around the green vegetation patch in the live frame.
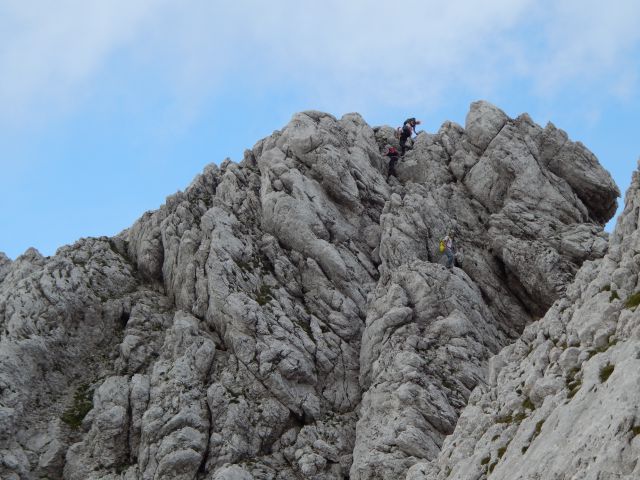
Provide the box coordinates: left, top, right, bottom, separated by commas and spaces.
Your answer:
610, 290, 620, 302
235, 259, 253, 272
625, 291, 640, 309
599, 363, 615, 383
498, 411, 527, 424
601, 284, 611, 292
567, 379, 582, 399
533, 419, 544, 438
631, 426, 640, 437
61, 384, 93, 429
256, 285, 273, 305
514, 411, 527, 423
594, 338, 618, 355
496, 414, 513, 424
115, 463, 131, 475
565, 367, 582, 399
522, 397, 536, 411
295, 317, 313, 338
480, 456, 491, 465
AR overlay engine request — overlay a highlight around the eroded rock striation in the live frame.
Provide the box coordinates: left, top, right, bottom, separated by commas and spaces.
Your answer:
408, 163, 640, 480
0, 101, 621, 479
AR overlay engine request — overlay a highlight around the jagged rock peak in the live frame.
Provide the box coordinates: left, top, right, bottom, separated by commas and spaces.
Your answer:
0, 101, 624, 480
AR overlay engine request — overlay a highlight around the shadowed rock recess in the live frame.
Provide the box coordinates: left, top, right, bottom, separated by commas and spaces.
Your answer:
0, 101, 624, 479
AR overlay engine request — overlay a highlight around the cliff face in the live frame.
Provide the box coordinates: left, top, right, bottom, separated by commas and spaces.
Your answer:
0, 101, 620, 480
409, 164, 640, 480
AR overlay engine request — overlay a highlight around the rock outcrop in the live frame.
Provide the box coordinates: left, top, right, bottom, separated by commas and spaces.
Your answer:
408, 162, 640, 480
0, 101, 621, 479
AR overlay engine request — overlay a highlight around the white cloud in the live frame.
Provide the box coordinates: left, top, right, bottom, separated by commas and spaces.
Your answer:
524, 0, 640, 96
0, 0, 639, 125
0, 0, 160, 124
139, 0, 538, 113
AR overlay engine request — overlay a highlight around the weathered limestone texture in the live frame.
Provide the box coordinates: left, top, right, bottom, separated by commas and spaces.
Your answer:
409, 162, 640, 480
0, 101, 622, 479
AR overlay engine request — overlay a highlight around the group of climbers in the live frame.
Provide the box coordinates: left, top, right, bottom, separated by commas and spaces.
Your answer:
385, 116, 459, 269
385, 117, 421, 180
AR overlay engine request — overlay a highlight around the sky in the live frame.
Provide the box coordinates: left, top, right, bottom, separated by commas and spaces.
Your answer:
1, 0, 639, 259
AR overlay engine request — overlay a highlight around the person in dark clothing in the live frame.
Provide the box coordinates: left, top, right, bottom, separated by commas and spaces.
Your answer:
386, 146, 400, 179
399, 117, 421, 155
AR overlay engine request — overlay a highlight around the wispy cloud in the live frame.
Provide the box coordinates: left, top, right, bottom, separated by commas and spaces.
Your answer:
1, 0, 639, 124
520, 1, 640, 97
0, 1, 159, 125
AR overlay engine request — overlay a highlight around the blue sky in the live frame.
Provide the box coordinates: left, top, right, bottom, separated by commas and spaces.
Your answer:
1, 0, 639, 259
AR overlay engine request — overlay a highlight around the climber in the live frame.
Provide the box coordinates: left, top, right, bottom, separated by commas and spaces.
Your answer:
386, 146, 400, 179
441, 232, 456, 269
398, 117, 421, 155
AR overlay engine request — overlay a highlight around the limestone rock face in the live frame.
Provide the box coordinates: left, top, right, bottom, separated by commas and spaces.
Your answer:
465, 100, 508, 152
0, 101, 621, 480
0, 252, 12, 283
410, 163, 640, 480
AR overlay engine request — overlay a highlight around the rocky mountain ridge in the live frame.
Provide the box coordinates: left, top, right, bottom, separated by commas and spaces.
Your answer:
0, 101, 624, 479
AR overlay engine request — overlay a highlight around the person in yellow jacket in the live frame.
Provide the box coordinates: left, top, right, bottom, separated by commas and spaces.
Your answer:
441, 232, 455, 269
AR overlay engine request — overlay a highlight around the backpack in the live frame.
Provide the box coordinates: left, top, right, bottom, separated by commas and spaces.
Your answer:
394, 127, 403, 139
439, 239, 445, 253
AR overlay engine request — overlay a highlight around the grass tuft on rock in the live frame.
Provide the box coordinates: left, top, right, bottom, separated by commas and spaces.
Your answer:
533, 419, 544, 438
497, 445, 508, 458
295, 317, 313, 338
61, 384, 93, 429
256, 285, 273, 305
565, 367, 582, 399
522, 397, 536, 411
599, 363, 615, 383
567, 379, 582, 399
624, 291, 640, 309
